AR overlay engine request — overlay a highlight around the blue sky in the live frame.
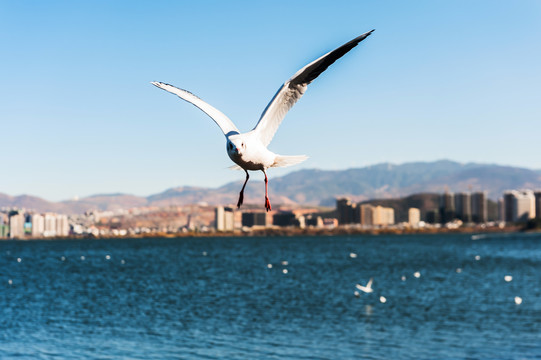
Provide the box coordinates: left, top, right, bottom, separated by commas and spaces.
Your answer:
1, 1, 540, 201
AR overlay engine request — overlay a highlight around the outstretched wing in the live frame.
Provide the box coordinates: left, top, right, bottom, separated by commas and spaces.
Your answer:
252, 30, 374, 147
366, 277, 373, 289
151, 82, 240, 137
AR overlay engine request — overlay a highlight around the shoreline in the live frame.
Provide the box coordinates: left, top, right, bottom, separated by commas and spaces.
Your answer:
3, 225, 538, 241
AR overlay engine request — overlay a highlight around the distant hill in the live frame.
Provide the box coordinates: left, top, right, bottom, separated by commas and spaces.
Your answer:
1, 160, 540, 214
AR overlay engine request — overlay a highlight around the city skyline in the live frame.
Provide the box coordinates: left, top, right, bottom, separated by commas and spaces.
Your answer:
3, 187, 539, 239
2, 1, 541, 201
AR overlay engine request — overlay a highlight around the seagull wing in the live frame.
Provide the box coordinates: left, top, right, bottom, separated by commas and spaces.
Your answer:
366, 277, 373, 289
151, 82, 240, 137
252, 30, 374, 147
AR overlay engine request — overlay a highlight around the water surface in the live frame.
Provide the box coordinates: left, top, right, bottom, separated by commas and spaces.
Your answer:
1, 233, 540, 359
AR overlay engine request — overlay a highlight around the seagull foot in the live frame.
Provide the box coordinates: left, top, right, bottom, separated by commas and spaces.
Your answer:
237, 192, 244, 209
265, 197, 272, 212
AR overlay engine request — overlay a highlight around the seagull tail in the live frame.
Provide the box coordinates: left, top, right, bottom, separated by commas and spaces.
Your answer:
271, 155, 308, 168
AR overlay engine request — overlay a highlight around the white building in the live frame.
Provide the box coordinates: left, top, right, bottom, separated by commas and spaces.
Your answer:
44, 213, 57, 237
9, 213, 25, 239
408, 208, 421, 227
31, 214, 45, 237
56, 214, 70, 237
215, 206, 234, 231
504, 190, 536, 222
360, 205, 395, 226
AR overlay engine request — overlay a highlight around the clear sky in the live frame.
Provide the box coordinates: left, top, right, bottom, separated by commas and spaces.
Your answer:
1, 1, 540, 201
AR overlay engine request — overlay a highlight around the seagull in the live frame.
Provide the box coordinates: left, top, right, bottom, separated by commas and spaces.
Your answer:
355, 277, 374, 293
152, 30, 374, 211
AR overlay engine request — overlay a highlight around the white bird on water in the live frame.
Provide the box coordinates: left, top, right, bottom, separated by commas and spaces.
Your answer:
152, 30, 374, 211
355, 278, 374, 293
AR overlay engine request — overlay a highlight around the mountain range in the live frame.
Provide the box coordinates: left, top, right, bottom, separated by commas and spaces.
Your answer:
1, 160, 540, 214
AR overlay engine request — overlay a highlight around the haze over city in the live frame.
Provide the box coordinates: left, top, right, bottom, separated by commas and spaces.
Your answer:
2, 1, 540, 202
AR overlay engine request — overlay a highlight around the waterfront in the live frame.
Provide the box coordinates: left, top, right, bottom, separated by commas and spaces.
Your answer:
1, 233, 540, 359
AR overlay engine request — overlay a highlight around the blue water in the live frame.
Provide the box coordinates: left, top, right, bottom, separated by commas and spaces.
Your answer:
1, 233, 540, 359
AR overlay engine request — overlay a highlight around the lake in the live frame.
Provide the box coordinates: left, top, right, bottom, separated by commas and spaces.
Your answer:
1, 233, 540, 359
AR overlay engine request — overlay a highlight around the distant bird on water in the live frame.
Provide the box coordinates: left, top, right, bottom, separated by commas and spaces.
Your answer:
152, 30, 374, 211
356, 278, 374, 293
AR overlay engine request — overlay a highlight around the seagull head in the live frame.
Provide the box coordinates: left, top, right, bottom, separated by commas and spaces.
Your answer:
227, 136, 245, 157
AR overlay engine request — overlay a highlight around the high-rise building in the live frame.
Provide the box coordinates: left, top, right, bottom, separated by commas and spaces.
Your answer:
440, 192, 455, 223
215, 206, 234, 231
336, 198, 357, 225
426, 210, 440, 224
503, 192, 514, 222
56, 214, 70, 237
360, 204, 374, 226
503, 190, 536, 222
9, 213, 25, 239
498, 198, 505, 222
408, 208, 421, 227
44, 213, 57, 237
360, 205, 395, 226
471, 192, 488, 223
535, 191, 541, 219
455, 192, 472, 222
31, 214, 45, 237
373, 206, 395, 226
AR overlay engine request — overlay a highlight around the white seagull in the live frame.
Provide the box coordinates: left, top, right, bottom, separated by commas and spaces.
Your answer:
355, 278, 374, 293
152, 30, 374, 211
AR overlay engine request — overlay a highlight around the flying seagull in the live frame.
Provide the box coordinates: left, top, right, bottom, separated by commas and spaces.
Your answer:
355, 278, 374, 293
152, 30, 374, 211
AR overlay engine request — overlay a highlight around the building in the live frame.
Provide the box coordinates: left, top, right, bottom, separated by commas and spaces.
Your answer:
241, 212, 267, 228
358, 204, 394, 226
426, 210, 440, 224
44, 213, 57, 237
0, 224, 8, 238
498, 198, 505, 222
56, 214, 70, 237
215, 206, 234, 231
471, 192, 487, 223
0, 214, 7, 238
273, 211, 304, 228
455, 192, 471, 223
9, 212, 25, 239
408, 208, 421, 227
440, 192, 455, 223
305, 215, 323, 227
535, 191, 541, 219
373, 206, 395, 226
503, 190, 536, 222
336, 198, 357, 225
31, 214, 45, 237
360, 204, 374, 226
322, 218, 338, 228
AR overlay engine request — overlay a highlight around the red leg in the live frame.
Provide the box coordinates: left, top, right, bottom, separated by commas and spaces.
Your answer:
237, 170, 249, 209
263, 170, 272, 212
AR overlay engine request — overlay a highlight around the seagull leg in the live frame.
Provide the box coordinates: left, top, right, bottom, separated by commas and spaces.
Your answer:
237, 169, 249, 209
263, 170, 272, 212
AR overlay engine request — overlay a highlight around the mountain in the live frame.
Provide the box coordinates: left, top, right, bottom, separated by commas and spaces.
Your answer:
1, 160, 540, 214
